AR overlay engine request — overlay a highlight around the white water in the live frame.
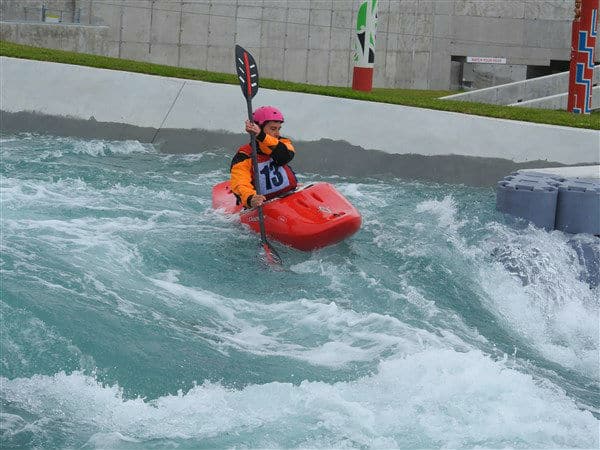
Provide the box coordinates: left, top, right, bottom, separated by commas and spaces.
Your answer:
1, 134, 598, 448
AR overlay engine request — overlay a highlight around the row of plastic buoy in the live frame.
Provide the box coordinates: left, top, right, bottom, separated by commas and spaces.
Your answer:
496, 171, 600, 235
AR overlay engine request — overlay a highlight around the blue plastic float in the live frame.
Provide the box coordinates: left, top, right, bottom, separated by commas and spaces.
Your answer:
496, 171, 600, 235
496, 170, 599, 288
555, 179, 600, 235
496, 173, 558, 230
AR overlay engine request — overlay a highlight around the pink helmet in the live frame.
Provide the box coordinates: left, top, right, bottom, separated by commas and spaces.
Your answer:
253, 106, 284, 126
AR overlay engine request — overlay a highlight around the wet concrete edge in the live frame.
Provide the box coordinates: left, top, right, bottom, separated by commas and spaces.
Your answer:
1, 111, 579, 186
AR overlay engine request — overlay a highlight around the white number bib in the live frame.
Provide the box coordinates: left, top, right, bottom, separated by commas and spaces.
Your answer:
257, 159, 291, 196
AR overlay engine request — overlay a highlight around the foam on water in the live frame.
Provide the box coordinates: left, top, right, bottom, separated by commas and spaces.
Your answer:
479, 223, 599, 380
4, 136, 153, 162
1, 349, 597, 449
406, 194, 599, 382
1, 133, 598, 448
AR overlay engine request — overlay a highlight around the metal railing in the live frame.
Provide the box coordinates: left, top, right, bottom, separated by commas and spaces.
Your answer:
18, 5, 81, 24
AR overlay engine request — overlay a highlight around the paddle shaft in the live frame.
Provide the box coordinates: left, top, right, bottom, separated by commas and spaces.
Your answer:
245, 98, 269, 245
235, 44, 281, 265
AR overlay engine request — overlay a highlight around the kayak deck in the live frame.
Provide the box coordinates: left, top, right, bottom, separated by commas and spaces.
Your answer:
212, 181, 361, 251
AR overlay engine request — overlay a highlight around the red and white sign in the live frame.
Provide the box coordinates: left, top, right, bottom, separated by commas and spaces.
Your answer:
466, 56, 507, 64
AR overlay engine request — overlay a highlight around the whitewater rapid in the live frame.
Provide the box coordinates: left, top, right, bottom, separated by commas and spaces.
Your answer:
1, 133, 598, 448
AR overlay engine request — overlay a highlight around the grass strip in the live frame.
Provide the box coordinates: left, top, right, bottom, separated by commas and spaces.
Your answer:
1, 40, 598, 130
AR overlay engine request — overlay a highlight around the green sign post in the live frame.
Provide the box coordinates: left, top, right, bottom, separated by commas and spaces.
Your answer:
352, 0, 378, 91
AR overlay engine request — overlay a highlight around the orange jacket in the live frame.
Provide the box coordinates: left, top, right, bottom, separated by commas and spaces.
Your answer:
230, 131, 296, 207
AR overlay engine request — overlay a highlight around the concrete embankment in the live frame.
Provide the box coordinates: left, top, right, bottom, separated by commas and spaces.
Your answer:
1, 57, 598, 185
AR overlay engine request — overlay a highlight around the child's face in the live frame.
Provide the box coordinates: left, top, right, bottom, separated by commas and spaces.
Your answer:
263, 121, 282, 138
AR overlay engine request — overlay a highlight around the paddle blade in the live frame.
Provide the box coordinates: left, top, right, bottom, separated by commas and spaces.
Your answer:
235, 44, 259, 100
260, 241, 283, 268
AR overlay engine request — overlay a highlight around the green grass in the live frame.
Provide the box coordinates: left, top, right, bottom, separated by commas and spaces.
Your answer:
2, 40, 599, 130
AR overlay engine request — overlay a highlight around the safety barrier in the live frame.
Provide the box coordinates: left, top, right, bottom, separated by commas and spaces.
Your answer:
496, 171, 600, 235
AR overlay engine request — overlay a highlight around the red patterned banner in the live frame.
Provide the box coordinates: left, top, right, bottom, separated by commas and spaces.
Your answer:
568, 0, 599, 114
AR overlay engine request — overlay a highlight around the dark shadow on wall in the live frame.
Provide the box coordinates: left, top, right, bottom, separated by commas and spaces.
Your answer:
293, 139, 566, 186
1, 111, 573, 187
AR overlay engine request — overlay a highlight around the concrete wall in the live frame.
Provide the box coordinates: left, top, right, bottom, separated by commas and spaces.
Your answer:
2, 1, 599, 90
1, 0, 80, 23
2, 57, 598, 186
509, 86, 600, 109
0, 22, 109, 55
442, 65, 600, 107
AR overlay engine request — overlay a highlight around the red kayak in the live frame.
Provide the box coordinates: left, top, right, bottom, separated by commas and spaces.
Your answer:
212, 181, 361, 251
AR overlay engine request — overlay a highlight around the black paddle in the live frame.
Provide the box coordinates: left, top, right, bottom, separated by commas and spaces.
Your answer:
234, 44, 282, 267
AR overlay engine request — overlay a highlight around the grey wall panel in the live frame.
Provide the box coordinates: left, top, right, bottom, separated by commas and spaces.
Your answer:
414, 34, 433, 53
414, 13, 433, 40
285, 22, 309, 48
330, 28, 351, 50
310, 7, 332, 27
283, 48, 309, 82
548, 48, 571, 62
372, 54, 387, 87
263, 0, 289, 8
524, 1, 573, 20
395, 51, 413, 88
148, 43, 179, 66
258, 48, 285, 80
416, 0, 435, 14
398, 0, 428, 15
90, 0, 122, 41
236, 17, 262, 47
0, 0, 22, 21
180, 10, 209, 46
377, 0, 391, 32
429, 51, 451, 89
120, 42, 151, 61
120, 1, 150, 43
180, 44, 208, 70
310, 0, 334, 12
209, 1, 236, 18
524, 19, 572, 49
435, 1, 453, 15
0, 21, 18, 41
308, 24, 331, 50
207, 45, 233, 73
307, 49, 330, 84
237, 4, 262, 20
398, 13, 416, 47
150, 2, 181, 45
433, 14, 452, 40
381, 50, 398, 86
329, 49, 351, 85
332, 9, 353, 28
261, 17, 286, 48
454, 1, 525, 19
58, 25, 80, 51
451, 16, 525, 45
287, 6, 310, 25
208, 15, 235, 46
412, 51, 431, 89
1, 22, 109, 55
106, 41, 120, 58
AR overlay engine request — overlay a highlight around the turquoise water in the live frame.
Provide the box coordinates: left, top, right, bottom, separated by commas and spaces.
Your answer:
1, 133, 598, 449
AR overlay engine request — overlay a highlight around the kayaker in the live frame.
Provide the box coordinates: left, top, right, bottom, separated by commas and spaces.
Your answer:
230, 106, 298, 208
